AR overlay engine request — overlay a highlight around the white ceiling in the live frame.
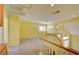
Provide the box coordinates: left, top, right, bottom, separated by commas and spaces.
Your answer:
6, 4, 79, 24
19, 4, 79, 24
6, 4, 79, 35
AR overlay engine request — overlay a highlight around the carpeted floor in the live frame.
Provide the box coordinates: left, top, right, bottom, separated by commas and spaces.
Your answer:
8, 38, 44, 55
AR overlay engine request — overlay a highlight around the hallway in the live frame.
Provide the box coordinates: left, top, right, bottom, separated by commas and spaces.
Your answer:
1, 4, 79, 55
8, 38, 44, 55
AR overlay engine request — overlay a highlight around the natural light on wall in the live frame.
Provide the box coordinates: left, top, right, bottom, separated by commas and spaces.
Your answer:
57, 34, 61, 39
63, 36, 69, 47
39, 26, 46, 32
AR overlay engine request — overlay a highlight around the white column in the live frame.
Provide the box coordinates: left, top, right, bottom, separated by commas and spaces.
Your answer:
3, 6, 8, 44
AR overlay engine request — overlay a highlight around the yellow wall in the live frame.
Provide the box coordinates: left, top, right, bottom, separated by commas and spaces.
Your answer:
57, 17, 79, 24
8, 14, 20, 46
56, 17, 79, 50
20, 21, 45, 39
71, 35, 79, 50
63, 17, 79, 23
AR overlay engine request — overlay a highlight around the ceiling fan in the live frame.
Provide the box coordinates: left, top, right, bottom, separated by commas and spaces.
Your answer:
52, 10, 60, 14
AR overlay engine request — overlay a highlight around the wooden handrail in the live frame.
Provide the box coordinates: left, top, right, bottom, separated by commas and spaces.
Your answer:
0, 44, 7, 55
40, 38, 79, 55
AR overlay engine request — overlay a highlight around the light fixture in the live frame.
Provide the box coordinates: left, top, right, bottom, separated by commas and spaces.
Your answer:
51, 4, 54, 7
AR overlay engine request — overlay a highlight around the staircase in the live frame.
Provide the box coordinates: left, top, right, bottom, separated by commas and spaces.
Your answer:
39, 33, 79, 55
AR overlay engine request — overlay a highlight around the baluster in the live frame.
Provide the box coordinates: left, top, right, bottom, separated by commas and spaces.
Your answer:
44, 46, 46, 55
50, 48, 52, 55
53, 50, 55, 55
45, 46, 47, 55
49, 48, 51, 55
51, 49, 53, 55
39, 48, 43, 55
45, 46, 46, 55
48, 48, 49, 55
46, 47, 48, 55
51, 49, 54, 55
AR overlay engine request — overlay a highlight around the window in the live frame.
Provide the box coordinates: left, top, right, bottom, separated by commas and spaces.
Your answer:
39, 26, 46, 32
47, 24, 53, 33
63, 36, 69, 47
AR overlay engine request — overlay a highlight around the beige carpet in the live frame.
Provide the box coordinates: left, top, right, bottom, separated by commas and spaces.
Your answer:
8, 38, 44, 55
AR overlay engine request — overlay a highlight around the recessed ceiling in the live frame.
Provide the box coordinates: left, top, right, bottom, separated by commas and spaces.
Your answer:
6, 4, 79, 24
